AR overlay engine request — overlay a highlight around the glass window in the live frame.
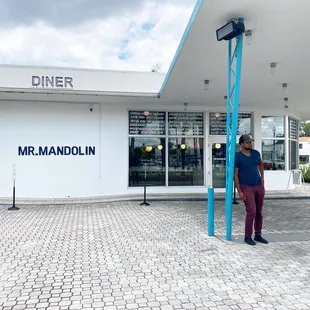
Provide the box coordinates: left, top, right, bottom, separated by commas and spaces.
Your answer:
261, 116, 285, 138
209, 112, 252, 135
211, 143, 241, 188
168, 138, 204, 186
262, 140, 285, 170
128, 110, 205, 188
168, 112, 203, 136
289, 118, 298, 139
129, 137, 165, 187
288, 117, 299, 170
300, 155, 309, 164
290, 140, 298, 170
129, 110, 166, 135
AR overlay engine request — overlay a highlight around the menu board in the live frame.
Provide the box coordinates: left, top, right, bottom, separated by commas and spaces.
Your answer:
289, 118, 298, 140
168, 112, 204, 136
209, 113, 252, 135
129, 111, 165, 135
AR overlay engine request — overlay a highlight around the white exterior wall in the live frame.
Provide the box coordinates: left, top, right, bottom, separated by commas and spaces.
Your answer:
0, 102, 101, 198
299, 141, 310, 157
0, 65, 297, 198
0, 100, 296, 199
0, 64, 165, 94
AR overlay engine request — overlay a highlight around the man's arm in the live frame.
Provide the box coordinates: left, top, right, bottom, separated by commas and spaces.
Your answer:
234, 167, 246, 200
258, 160, 264, 185
234, 167, 241, 193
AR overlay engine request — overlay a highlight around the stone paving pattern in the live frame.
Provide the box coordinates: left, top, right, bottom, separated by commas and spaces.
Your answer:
1, 199, 310, 310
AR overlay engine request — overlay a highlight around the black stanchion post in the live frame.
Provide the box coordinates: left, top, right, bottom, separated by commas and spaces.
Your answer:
8, 165, 19, 211
140, 164, 150, 206
232, 185, 239, 205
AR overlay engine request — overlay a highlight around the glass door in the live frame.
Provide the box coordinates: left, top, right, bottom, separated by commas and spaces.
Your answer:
212, 143, 226, 188
211, 143, 240, 188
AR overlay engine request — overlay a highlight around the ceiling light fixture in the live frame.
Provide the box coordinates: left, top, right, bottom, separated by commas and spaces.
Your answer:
245, 29, 252, 45
282, 83, 288, 93
284, 97, 289, 111
184, 102, 188, 111
270, 62, 276, 74
204, 80, 210, 91
215, 143, 221, 149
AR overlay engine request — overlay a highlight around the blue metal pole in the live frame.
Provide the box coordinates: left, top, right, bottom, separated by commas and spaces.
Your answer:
225, 39, 232, 238
208, 187, 214, 236
225, 39, 232, 159
225, 18, 244, 241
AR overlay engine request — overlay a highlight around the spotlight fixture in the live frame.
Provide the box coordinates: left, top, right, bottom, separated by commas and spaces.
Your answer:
216, 19, 245, 41
184, 102, 188, 111
245, 29, 252, 45
270, 62, 276, 74
284, 97, 289, 112
284, 97, 289, 107
282, 83, 288, 93
204, 80, 210, 91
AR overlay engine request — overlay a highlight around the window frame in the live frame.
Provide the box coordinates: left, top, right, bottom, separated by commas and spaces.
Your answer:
128, 110, 205, 187
288, 117, 299, 170
261, 116, 286, 171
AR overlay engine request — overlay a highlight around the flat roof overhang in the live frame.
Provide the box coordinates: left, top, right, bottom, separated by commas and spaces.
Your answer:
158, 0, 310, 120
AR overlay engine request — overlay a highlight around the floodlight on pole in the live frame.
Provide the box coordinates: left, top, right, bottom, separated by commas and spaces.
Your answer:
216, 19, 245, 41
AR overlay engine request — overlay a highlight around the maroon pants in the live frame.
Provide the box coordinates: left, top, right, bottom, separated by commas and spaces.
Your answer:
240, 184, 265, 237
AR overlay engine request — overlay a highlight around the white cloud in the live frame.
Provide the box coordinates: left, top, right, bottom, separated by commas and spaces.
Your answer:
0, 1, 196, 73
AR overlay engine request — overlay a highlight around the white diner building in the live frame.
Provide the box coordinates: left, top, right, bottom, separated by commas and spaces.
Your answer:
1, 0, 309, 199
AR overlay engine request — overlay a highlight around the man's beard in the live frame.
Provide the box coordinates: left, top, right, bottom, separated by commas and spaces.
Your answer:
244, 146, 252, 150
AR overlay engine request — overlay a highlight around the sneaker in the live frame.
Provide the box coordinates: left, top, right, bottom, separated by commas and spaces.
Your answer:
244, 237, 256, 246
254, 235, 269, 244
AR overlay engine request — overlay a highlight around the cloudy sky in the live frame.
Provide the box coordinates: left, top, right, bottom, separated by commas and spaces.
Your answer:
0, 0, 196, 72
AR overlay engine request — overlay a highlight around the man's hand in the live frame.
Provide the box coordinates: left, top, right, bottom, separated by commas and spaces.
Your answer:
239, 191, 246, 201
261, 177, 264, 187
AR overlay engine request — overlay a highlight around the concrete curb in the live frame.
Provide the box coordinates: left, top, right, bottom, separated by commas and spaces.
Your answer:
0, 192, 309, 206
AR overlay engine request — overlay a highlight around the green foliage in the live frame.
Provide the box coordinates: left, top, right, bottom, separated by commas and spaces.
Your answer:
301, 165, 310, 182
299, 121, 310, 137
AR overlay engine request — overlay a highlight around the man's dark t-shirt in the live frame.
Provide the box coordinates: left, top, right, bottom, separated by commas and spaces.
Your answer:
235, 149, 262, 186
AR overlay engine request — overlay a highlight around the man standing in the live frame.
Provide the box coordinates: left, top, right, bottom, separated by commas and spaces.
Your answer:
234, 134, 268, 246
